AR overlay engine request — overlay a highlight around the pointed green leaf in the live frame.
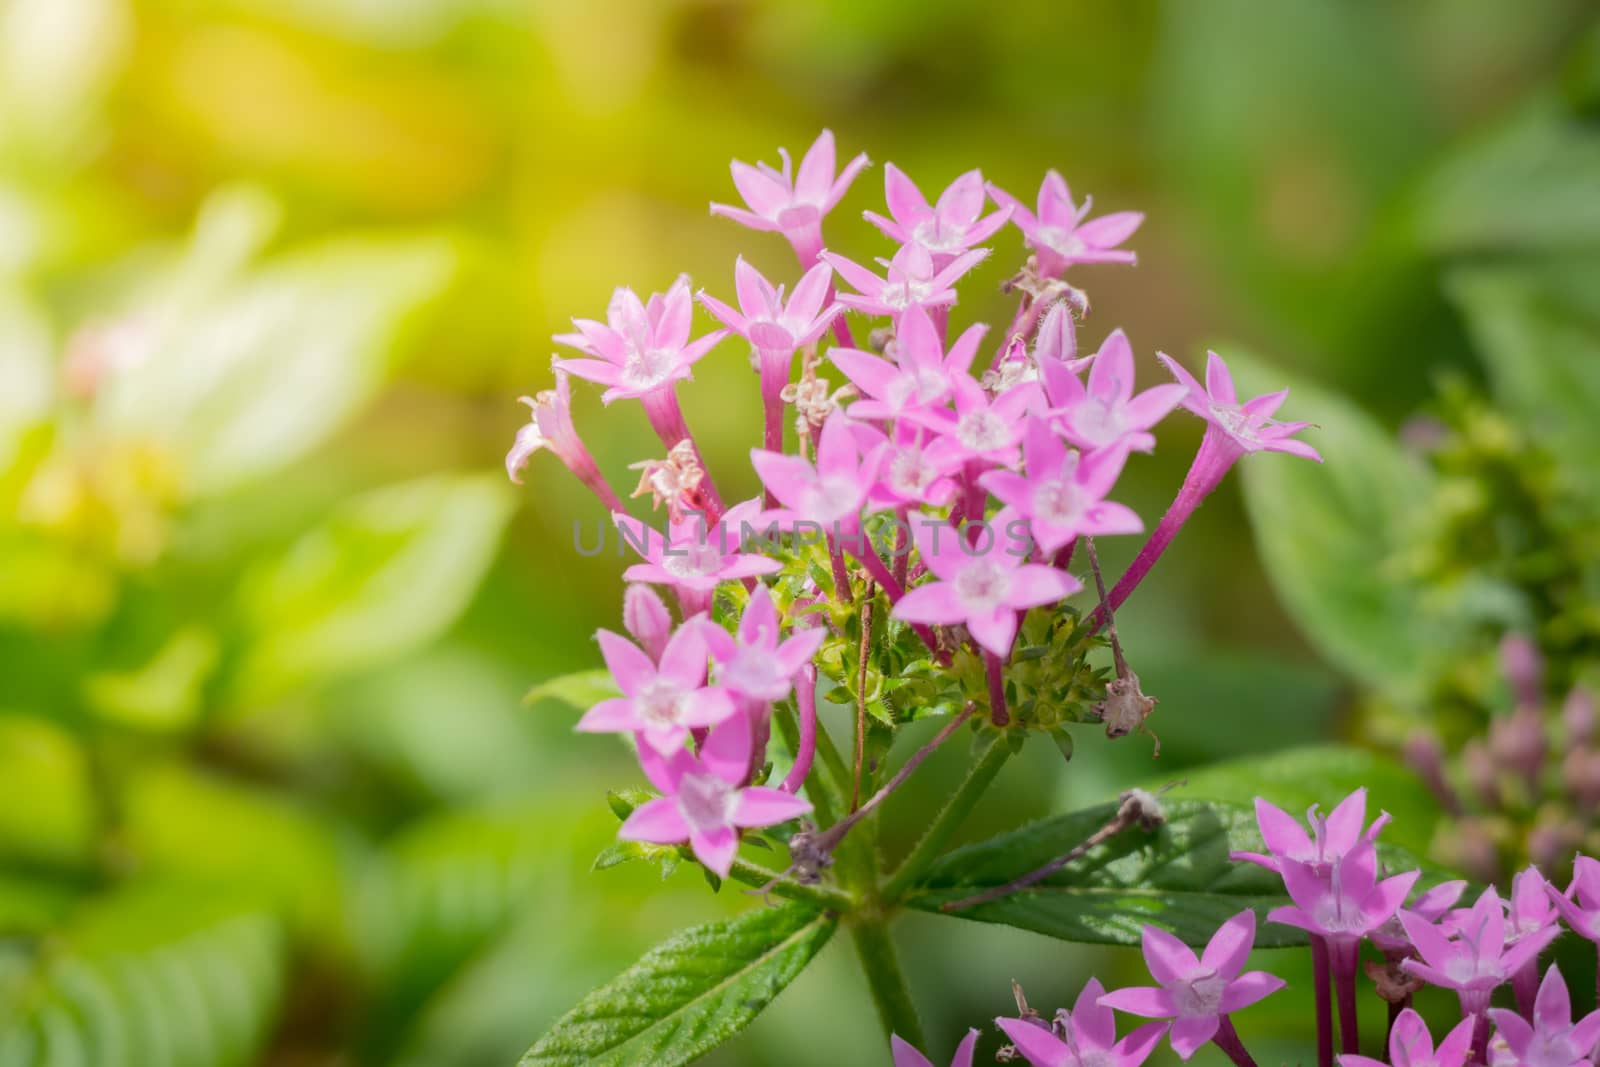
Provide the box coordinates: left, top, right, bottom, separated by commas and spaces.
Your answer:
519, 905, 836, 1067
524, 670, 619, 711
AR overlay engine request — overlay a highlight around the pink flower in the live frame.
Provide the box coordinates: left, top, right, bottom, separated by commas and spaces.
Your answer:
1546, 854, 1600, 942
1097, 911, 1285, 1061
1401, 886, 1560, 1019
830, 305, 985, 420
861, 422, 965, 511
1232, 788, 1390, 876
891, 1031, 977, 1067
1371, 879, 1468, 957
619, 710, 811, 877
893, 508, 1081, 656
506, 369, 626, 511
1041, 329, 1185, 453
698, 258, 839, 357
1268, 841, 1419, 944
865, 165, 1011, 263
621, 583, 674, 662
980, 418, 1142, 554
1337, 1008, 1474, 1067
822, 244, 988, 318
553, 279, 727, 405
1487, 966, 1600, 1067
987, 171, 1142, 278
1157, 351, 1322, 463
902, 373, 1042, 468
576, 620, 734, 755
702, 584, 825, 703
994, 978, 1167, 1067
710, 130, 870, 265
750, 410, 877, 529
618, 499, 782, 611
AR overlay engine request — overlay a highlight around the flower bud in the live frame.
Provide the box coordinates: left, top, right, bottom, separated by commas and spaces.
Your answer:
1403, 730, 1462, 816
1564, 687, 1596, 747
622, 583, 674, 662
1462, 740, 1502, 811
1528, 819, 1584, 874
1564, 748, 1600, 814
1499, 634, 1544, 710
1488, 705, 1547, 790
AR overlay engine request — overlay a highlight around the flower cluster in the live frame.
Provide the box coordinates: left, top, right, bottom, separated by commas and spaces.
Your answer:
894, 789, 1600, 1067
508, 130, 1319, 885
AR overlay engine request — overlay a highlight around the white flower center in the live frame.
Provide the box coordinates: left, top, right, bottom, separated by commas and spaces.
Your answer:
1071, 398, 1127, 446
888, 367, 949, 409
1037, 226, 1087, 257
806, 474, 863, 520
954, 559, 1011, 614
634, 678, 688, 727
621, 346, 677, 390
1174, 971, 1228, 1018
956, 410, 1009, 452
676, 773, 738, 834
1209, 402, 1265, 446
662, 541, 724, 579
887, 449, 937, 497
912, 215, 964, 253
1033, 479, 1084, 528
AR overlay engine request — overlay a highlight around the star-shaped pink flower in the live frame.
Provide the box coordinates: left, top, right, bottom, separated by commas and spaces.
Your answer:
576, 619, 734, 755
506, 367, 627, 511
1337, 1008, 1474, 1067
901, 373, 1042, 468
710, 129, 869, 265
553, 279, 727, 404
618, 498, 782, 608
1042, 329, 1185, 453
892, 507, 1081, 656
830, 305, 986, 420
822, 244, 988, 318
1370, 879, 1467, 956
890, 1031, 978, 1067
1268, 840, 1419, 944
980, 417, 1142, 554
1488, 966, 1600, 1067
697, 258, 839, 358
702, 584, 825, 704
865, 165, 1011, 264
619, 710, 811, 877
1097, 911, 1285, 1061
988, 170, 1143, 278
1157, 351, 1322, 463
995, 978, 1168, 1067
859, 422, 965, 511
1232, 788, 1390, 876
1401, 886, 1560, 1020
1545, 854, 1600, 944
750, 410, 878, 529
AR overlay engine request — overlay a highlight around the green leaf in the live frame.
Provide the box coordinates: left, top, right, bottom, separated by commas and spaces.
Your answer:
519, 904, 836, 1067
1447, 259, 1600, 478
1227, 350, 1454, 701
907, 799, 1442, 949
0, 716, 97, 870
232, 473, 513, 702
524, 669, 619, 711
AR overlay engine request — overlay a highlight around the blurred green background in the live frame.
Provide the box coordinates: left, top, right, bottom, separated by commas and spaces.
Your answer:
1, 0, 1597, 1064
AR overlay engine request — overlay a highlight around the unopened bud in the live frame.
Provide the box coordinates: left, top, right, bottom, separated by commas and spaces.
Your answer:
1462, 740, 1502, 811
1488, 705, 1547, 790
1403, 730, 1462, 816
1437, 816, 1503, 885
1565, 687, 1596, 747
1528, 819, 1584, 873
1500, 634, 1544, 710
622, 584, 674, 661
1564, 748, 1600, 814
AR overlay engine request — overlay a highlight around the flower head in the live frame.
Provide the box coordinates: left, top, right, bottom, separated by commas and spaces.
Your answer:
1401, 886, 1560, 1012
865, 165, 1011, 263
1157, 351, 1322, 463
902, 373, 1042, 468
618, 710, 811, 877
698, 258, 839, 357
995, 978, 1167, 1067
891, 1031, 977, 1067
1507, 867, 1560, 947
860, 422, 965, 511
710, 130, 869, 263
988, 171, 1142, 278
1337, 1008, 1475, 1067
1097, 911, 1285, 1061
554, 279, 727, 404
751, 410, 878, 528
893, 508, 1080, 657
1372, 879, 1468, 957
980, 418, 1142, 554
830, 305, 985, 420
822, 244, 988, 318
1041, 329, 1185, 453
702, 584, 825, 703
506, 369, 626, 509
619, 498, 782, 598
577, 620, 733, 754
1489, 965, 1600, 1067
1232, 788, 1390, 876
1268, 840, 1419, 943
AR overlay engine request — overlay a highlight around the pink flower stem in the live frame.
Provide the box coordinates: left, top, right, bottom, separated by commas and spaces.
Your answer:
1310, 935, 1334, 1067
892, 505, 911, 588
781, 665, 819, 794
984, 650, 1009, 727
1331, 939, 1360, 1056
1457, 991, 1491, 1065
1088, 430, 1239, 633
1211, 1015, 1259, 1067
962, 461, 987, 547
640, 386, 725, 521
758, 349, 791, 507
1052, 536, 1077, 572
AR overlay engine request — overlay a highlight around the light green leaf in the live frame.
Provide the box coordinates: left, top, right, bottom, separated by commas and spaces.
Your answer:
0, 716, 97, 870
908, 799, 1441, 948
519, 905, 836, 1067
1228, 350, 1453, 701
233, 473, 513, 702
524, 669, 619, 711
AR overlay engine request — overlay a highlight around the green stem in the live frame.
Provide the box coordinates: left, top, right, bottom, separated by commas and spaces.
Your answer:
850, 916, 924, 1050
774, 702, 841, 830
881, 732, 1016, 902
725, 856, 855, 912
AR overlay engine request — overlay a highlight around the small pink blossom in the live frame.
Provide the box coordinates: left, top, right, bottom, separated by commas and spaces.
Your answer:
822, 244, 988, 318
506, 369, 626, 510
860, 422, 965, 511
618, 498, 782, 606
1232, 788, 1390, 876
893, 508, 1081, 656
1487, 966, 1600, 1067
553, 279, 727, 404
1157, 351, 1322, 463
830, 305, 985, 420
1401, 886, 1560, 1018
1041, 329, 1185, 453
702, 584, 825, 703
1268, 840, 1418, 943
902, 373, 1042, 468
750, 410, 878, 529
1372, 879, 1468, 957
697, 258, 839, 358
980, 418, 1142, 554
619, 710, 811, 877
710, 130, 870, 264
865, 165, 1011, 263
890, 1031, 977, 1067
994, 978, 1168, 1067
988, 171, 1142, 278
1097, 911, 1285, 1061
1545, 854, 1600, 943
1337, 1008, 1475, 1067
576, 620, 733, 755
